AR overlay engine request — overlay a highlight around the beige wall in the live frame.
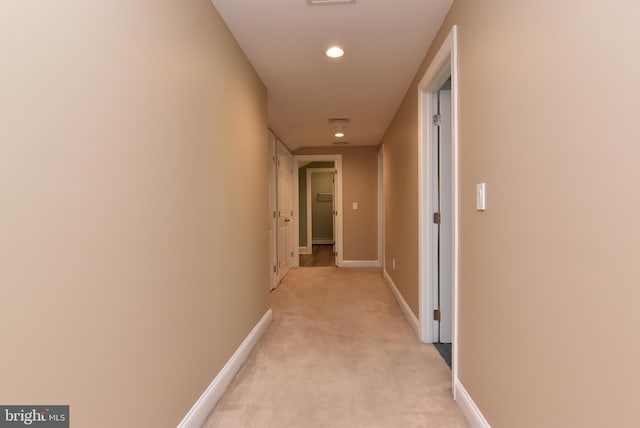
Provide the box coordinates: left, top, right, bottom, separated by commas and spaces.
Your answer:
294, 146, 378, 261
0, 1, 269, 427
382, 0, 640, 426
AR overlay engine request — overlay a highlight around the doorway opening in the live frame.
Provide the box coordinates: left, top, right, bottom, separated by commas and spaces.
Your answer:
418, 26, 459, 393
299, 165, 336, 267
433, 78, 453, 367
293, 155, 343, 268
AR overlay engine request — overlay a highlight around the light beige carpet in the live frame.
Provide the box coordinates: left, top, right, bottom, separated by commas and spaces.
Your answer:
203, 267, 467, 428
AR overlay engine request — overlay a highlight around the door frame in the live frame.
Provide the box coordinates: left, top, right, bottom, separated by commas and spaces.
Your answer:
306, 168, 336, 249
417, 26, 459, 393
378, 145, 384, 270
268, 131, 278, 290
293, 155, 343, 267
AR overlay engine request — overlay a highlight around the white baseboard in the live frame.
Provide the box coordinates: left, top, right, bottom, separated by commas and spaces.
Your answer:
341, 260, 380, 268
299, 246, 309, 255
383, 270, 419, 336
177, 309, 272, 428
455, 379, 491, 428
312, 239, 333, 245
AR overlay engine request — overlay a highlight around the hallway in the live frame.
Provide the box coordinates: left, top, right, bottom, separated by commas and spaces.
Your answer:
204, 268, 465, 428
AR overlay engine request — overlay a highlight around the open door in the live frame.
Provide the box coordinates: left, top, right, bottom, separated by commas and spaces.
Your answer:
268, 132, 278, 289
277, 142, 294, 282
436, 86, 453, 344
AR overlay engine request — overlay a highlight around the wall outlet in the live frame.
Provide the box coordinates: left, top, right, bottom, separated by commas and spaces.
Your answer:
352, 202, 358, 210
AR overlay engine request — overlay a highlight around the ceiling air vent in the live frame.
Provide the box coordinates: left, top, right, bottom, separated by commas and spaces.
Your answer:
334, 141, 349, 145
328, 117, 350, 126
307, 0, 356, 6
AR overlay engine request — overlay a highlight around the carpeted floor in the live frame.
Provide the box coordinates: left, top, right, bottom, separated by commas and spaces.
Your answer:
203, 267, 467, 428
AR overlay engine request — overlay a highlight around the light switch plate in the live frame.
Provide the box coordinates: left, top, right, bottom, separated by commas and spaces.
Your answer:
352, 202, 358, 210
476, 183, 486, 210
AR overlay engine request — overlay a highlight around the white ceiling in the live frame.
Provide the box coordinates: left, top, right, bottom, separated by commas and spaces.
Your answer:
211, 0, 453, 150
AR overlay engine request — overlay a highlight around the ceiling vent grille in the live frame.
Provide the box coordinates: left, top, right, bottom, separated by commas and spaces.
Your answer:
307, 0, 356, 6
328, 117, 351, 126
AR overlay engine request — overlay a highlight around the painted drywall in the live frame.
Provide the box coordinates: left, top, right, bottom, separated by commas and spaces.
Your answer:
0, 1, 268, 427
298, 162, 334, 247
380, 0, 640, 426
295, 147, 378, 261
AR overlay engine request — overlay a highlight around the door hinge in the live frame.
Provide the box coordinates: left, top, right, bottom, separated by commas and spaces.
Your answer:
273, 265, 277, 273
433, 114, 442, 126
272, 211, 276, 219
433, 309, 441, 321
433, 212, 441, 224
290, 251, 294, 257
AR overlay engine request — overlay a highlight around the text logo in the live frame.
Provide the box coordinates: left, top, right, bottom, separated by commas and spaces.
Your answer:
0, 406, 68, 427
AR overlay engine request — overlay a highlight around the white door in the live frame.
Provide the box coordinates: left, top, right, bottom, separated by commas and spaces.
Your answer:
268, 132, 278, 289
277, 143, 293, 281
437, 88, 453, 343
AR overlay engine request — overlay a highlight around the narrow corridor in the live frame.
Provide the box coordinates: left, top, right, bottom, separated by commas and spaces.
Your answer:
204, 268, 465, 427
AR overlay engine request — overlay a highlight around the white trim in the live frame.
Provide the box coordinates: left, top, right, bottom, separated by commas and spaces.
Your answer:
455, 379, 491, 428
299, 246, 309, 255
341, 260, 380, 268
177, 309, 272, 428
383, 270, 419, 336
417, 25, 460, 395
293, 155, 344, 267
377, 145, 385, 271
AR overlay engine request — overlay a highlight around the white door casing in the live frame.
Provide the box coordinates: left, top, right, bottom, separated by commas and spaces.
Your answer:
417, 25, 459, 395
332, 169, 337, 263
378, 145, 384, 270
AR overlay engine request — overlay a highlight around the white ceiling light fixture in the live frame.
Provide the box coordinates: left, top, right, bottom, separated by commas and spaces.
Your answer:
325, 46, 345, 58
335, 132, 345, 138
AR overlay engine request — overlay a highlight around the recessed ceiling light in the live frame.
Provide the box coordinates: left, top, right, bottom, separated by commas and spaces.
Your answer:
326, 46, 345, 58
334, 132, 345, 138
